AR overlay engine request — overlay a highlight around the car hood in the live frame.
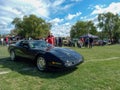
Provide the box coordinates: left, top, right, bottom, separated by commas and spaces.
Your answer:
48, 47, 83, 61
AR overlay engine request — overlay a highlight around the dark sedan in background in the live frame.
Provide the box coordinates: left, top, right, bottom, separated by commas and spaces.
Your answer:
8, 40, 84, 71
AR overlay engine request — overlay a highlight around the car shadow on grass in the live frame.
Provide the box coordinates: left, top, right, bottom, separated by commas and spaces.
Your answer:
0, 57, 77, 78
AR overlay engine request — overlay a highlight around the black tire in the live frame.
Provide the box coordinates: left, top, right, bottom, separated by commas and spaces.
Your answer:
36, 56, 46, 71
10, 50, 16, 61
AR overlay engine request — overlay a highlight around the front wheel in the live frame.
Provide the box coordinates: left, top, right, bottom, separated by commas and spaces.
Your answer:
10, 50, 16, 61
36, 56, 46, 71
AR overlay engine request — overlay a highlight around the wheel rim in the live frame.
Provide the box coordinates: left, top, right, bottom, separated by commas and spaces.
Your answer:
10, 51, 15, 61
37, 57, 46, 71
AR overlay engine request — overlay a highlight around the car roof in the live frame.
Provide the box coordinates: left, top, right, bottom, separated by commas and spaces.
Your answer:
19, 39, 44, 42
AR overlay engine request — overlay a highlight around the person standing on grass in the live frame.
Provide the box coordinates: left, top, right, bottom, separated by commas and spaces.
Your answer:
5, 36, 9, 46
89, 37, 93, 48
46, 33, 55, 46
1, 37, 4, 46
58, 37, 62, 47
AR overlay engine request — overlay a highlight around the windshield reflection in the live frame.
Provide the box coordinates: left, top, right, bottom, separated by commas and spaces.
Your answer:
29, 40, 52, 49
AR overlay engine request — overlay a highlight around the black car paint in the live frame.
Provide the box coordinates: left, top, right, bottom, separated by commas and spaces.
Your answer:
8, 40, 84, 68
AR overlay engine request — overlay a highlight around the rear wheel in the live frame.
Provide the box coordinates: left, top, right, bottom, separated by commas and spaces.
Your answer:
36, 56, 46, 71
10, 50, 16, 61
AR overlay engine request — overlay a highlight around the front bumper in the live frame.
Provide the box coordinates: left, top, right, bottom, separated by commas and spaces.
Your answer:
48, 57, 84, 69
64, 58, 84, 68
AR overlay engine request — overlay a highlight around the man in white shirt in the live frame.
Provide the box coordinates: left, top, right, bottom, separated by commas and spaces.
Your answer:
1, 37, 4, 46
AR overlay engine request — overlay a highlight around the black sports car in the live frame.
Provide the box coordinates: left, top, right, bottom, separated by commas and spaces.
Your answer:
8, 40, 84, 71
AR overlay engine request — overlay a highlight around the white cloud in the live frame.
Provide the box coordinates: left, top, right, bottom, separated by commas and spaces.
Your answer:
49, 18, 64, 25
3, 0, 120, 37
26, 0, 49, 17
51, 23, 72, 37
0, 0, 51, 34
0, 0, 49, 17
64, 23, 71, 26
47, 0, 73, 14
0, 6, 22, 15
80, 16, 87, 20
0, 17, 13, 23
0, 0, 72, 36
52, 0, 65, 7
66, 12, 81, 20
71, 0, 82, 2
61, 4, 73, 10
92, 2, 120, 15
0, 24, 6, 29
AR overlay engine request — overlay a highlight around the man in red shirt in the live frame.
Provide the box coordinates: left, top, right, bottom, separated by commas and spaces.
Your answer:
46, 33, 55, 46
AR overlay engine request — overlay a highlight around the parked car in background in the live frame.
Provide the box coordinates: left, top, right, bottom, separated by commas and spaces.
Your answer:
93, 40, 108, 46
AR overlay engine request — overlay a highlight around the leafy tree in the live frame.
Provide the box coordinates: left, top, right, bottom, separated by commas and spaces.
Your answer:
87, 21, 97, 35
12, 15, 51, 39
10, 29, 19, 36
70, 21, 97, 38
97, 12, 120, 43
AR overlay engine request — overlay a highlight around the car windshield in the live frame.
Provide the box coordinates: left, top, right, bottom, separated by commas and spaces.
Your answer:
29, 40, 51, 49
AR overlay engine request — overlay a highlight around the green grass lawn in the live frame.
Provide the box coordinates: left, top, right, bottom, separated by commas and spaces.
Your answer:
0, 45, 120, 90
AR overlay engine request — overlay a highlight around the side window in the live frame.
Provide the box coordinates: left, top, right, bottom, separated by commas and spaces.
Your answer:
29, 42, 35, 48
19, 41, 29, 47
19, 41, 24, 46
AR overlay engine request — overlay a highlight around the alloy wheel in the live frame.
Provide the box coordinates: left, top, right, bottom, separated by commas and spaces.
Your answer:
37, 56, 46, 71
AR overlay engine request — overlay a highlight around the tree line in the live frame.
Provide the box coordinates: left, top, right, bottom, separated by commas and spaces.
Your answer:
11, 12, 120, 43
70, 12, 120, 43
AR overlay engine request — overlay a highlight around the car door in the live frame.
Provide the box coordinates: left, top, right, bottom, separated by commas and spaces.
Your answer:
15, 41, 33, 59
14, 41, 26, 58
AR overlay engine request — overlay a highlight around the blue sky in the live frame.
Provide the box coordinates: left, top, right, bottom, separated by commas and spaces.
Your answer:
0, 0, 120, 37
